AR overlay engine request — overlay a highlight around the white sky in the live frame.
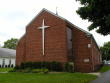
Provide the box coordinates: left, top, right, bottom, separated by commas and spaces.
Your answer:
0, 0, 110, 46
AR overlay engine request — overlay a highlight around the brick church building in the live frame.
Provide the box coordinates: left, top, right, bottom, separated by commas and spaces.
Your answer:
16, 8, 102, 72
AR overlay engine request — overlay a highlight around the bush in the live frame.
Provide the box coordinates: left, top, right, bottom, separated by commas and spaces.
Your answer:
9, 69, 16, 72
20, 62, 42, 69
32, 69, 42, 73
50, 61, 63, 71
14, 65, 20, 70
65, 62, 74, 72
20, 63, 25, 69
43, 69, 49, 74
32, 62, 42, 69
17, 61, 76, 72
15, 61, 64, 72
22, 68, 31, 73
32, 69, 49, 73
23, 62, 33, 69
42, 62, 51, 69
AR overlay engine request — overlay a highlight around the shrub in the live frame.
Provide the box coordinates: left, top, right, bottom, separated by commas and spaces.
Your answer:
20, 63, 25, 69
22, 68, 31, 73
43, 69, 49, 74
14, 65, 20, 70
42, 62, 51, 69
0, 65, 1, 68
20, 62, 42, 69
51, 61, 63, 71
32, 69, 41, 73
9, 69, 16, 72
65, 62, 74, 72
32, 62, 41, 69
16, 61, 63, 72
65, 63, 68, 71
31, 68, 49, 73
23, 62, 33, 69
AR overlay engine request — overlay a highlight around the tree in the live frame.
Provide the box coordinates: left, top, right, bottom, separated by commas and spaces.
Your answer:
3, 38, 18, 49
100, 42, 110, 60
76, 0, 110, 35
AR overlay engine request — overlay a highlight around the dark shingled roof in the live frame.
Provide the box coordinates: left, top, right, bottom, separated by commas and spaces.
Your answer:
0, 48, 16, 58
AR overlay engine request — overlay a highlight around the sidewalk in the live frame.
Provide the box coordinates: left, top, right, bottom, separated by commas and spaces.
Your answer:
88, 72, 101, 77
91, 70, 110, 83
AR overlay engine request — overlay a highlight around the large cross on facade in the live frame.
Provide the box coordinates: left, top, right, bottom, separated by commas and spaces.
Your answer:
38, 19, 50, 56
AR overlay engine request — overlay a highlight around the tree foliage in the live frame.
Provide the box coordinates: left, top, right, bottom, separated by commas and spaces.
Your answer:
100, 42, 110, 60
3, 38, 18, 49
76, 0, 110, 35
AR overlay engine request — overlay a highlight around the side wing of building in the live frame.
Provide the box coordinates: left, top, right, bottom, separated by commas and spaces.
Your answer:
70, 25, 102, 72
16, 35, 26, 66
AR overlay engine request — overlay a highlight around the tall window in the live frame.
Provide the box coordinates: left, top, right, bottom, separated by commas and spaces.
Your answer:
67, 27, 73, 59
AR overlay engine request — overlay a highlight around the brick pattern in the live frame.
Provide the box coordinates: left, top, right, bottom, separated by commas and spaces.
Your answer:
16, 11, 68, 66
92, 39, 102, 71
16, 36, 26, 65
16, 10, 102, 72
72, 27, 93, 72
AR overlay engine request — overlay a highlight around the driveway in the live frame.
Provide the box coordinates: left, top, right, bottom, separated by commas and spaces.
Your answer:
91, 70, 110, 83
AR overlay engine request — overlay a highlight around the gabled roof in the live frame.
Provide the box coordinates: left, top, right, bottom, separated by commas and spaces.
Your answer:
26, 8, 91, 35
0, 48, 16, 58
25, 8, 100, 51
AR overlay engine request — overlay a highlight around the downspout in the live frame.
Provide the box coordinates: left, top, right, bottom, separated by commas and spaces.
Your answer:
91, 38, 94, 71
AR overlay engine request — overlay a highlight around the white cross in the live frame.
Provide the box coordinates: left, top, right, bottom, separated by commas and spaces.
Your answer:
38, 19, 50, 56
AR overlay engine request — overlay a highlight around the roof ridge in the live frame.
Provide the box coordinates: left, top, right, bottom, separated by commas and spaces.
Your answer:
26, 8, 91, 35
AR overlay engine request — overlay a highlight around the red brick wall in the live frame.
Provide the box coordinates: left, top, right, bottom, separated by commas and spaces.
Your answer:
71, 27, 93, 72
16, 36, 26, 65
16, 11, 69, 66
92, 39, 102, 71
70, 26, 101, 72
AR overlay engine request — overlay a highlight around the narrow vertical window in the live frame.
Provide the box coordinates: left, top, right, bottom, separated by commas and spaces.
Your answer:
67, 27, 73, 59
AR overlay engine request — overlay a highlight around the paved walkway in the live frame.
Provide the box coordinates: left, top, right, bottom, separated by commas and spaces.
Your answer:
0, 72, 8, 73
88, 72, 101, 76
91, 70, 110, 83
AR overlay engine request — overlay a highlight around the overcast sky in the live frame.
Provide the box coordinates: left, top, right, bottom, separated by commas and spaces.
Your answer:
0, 0, 110, 46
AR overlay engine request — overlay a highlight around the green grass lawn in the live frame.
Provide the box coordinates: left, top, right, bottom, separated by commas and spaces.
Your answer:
0, 68, 13, 72
0, 72, 97, 83
99, 66, 110, 73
